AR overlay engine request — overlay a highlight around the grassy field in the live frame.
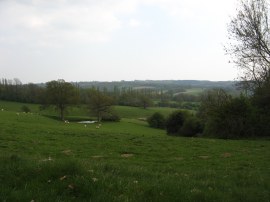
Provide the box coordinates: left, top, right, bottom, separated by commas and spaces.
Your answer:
0, 101, 269, 201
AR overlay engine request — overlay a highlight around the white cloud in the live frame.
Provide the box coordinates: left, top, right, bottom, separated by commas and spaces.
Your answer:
0, 0, 236, 46
128, 18, 141, 28
0, 0, 238, 82
0, 0, 133, 46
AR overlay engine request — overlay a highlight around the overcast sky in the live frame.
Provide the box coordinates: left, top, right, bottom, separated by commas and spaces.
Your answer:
0, 0, 238, 83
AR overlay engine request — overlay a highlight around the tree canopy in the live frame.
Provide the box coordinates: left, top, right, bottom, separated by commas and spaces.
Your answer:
46, 79, 78, 120
87, 89, 114, 122
226, 0, 270, 91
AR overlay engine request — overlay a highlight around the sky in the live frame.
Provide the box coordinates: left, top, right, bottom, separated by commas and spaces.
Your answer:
0, 0, 239, 84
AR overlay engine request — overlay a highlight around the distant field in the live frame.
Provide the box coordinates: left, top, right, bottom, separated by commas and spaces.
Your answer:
174, 88, 204, 96
0, 101, 269, 201
0, 100, 178, 120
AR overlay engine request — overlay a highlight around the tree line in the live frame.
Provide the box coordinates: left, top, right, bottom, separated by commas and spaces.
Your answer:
148, 0, 270, 138
0, 78, 204, 109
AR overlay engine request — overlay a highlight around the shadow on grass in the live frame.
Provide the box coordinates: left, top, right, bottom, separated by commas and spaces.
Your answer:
41, 114, 93, 122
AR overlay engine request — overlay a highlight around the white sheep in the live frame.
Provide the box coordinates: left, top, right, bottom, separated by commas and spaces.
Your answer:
64, 120, 69, 123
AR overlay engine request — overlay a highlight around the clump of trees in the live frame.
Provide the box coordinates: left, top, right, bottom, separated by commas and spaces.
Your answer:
0, 78, 45, 103
224, 0, 270, 137
197, 89, 255, 138
165, 111, 203, 137
148, 110, 203, 137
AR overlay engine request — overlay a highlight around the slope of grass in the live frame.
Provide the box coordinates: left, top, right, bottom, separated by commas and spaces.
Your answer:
0, 100, 177, 120
0, 101, 269, 201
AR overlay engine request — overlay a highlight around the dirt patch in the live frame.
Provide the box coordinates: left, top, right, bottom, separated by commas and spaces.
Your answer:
221, 153, 232, 158
91, 155, 103, 158
61, 150, 72, 155
198, 155, 210, 159
121, 153, 134, 158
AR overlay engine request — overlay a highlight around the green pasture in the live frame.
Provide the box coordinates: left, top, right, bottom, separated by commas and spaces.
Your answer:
184, 88, 204, 95
0, 101, 269, 201
0, 100, 177, 121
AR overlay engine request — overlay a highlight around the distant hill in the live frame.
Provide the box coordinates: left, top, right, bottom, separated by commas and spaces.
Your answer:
71, 80, 238, 91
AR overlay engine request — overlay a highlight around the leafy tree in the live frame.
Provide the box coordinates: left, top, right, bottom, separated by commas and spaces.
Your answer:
198, 89, 232, 122
200, 92, 255, 138
226, 0, 270, 91
147, 112, 166, 129
87, 89, 114, 122
139, 95, 152, 109
46, 79, 78, 120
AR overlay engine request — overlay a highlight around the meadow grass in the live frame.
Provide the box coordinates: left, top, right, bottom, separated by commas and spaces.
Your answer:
0, 101, 269, 201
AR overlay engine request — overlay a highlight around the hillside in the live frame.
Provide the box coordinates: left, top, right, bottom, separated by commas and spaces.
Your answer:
71, 80, 237, 91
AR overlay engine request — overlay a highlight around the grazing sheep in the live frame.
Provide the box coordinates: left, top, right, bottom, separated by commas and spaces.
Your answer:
64, 120, 69, 123
96, 125, 100, 129
16, 112, 20, 116
1, 109, 4, 111
84, 124, 87, 128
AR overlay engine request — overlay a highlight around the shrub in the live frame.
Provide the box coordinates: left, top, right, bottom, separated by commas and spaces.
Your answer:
101, 112, 121, 122
147, 112, 166, 129
166, 110, 188, 135
21, 105, 31, 113
180, 117, 203, 137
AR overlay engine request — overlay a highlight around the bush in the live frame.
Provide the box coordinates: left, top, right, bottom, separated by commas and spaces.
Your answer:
101, 112, 121, 122
166, 110, 188, 135
147, 112, 166, 129
180, 117, 203, 137
21, 105, 31, 113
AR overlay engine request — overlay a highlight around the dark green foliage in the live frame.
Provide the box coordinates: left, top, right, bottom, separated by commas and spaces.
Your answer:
139, 95, 153, 109
198, 88, 232, 121
21, 105, 31, 113
225, 96, 254, 138
147, 112, 166, 129
253, 81, 270, 114
180, 116, 204, 137
166, 110, 188, 135
201, 92, 255, 138
101, 111, 121, 122
87, 89, 114, 122
0, 78, 44, 103
251, 81, 270, 136
46, 79, 79, 120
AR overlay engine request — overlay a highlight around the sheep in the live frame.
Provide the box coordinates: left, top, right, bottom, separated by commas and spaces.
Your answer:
1, 109, 4, 111
64, 120, 69, 123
